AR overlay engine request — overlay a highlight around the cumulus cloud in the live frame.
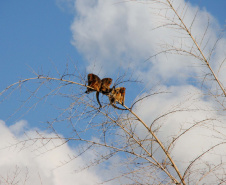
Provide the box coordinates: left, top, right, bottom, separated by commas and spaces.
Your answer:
71, 0, 225, 86
9, 120, 28, 135
0, 120, 109, 185
133, 85, 226, 183
69, 1, 226, 182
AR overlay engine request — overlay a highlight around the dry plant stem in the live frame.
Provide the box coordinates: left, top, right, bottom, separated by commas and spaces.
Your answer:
183, 141, 226, 179
167, 118, 213, 152
0, 77, 38, 96
195, 163, 223, 185
165, 0, 226, 97
90, 104, 180, 184
38, 76, 87, 87
99, 110, 178, 183
124, 105, 185, 185
0, 76, 89, 96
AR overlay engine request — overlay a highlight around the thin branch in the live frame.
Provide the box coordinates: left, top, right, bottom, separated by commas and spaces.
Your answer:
124, 104, 184, 184
165, 0, 226, 97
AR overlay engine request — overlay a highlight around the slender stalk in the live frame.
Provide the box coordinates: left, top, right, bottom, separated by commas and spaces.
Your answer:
97, 106, 180, 184
124, 105, 186, 185
0, 76, 91, 96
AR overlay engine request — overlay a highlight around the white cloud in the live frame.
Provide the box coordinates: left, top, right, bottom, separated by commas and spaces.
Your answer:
56, 0, 75, 13
71, 0, 225, 86
0, 120, 109, 185
69, 0, 226, 182
9, 120, 28, 135
133, 85, 226, 183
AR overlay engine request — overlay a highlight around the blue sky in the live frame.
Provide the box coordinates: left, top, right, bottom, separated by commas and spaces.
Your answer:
1, 0, 225, 126
0, 0, 226, 184
190, 0, 225, 25
0, 0, 81, 82
0, 1, 82, 126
